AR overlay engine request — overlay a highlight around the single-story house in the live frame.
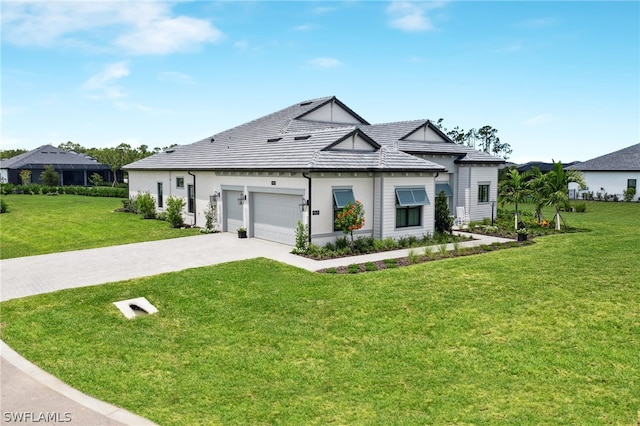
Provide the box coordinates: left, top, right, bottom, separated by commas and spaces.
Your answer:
0, 144, 111, 186
124, 96, 504, 246
567, 143, 639, 201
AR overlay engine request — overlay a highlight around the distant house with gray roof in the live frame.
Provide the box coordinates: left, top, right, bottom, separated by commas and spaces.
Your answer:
567, 143, 639, 201
0, 145, 111, 186
124, 96, 504, 246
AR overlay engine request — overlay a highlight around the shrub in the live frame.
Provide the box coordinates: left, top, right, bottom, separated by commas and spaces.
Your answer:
136, 192, 156, 219
293, 221, 309, 254
202, 203, 219, 233
364, 262, 378, 272
335, 236, 350, 251
156, 211, 168, 222
40, 165, 60, 187
408, 249, 420, 264
435, 190, 453, 234
121, 196, 138, 213
623, 187, 636, 202
347, 264, 360, 274
0, 198, 8, 213
166, 196, 185, 228
324, 268, 337, 274
353, 236, 374, 254
574, 202, 587, 213
0, 183, 15, 195
383, 258, 398, 268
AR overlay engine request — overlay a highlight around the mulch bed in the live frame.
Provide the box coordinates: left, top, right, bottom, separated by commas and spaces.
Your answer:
317, 240, 534, 274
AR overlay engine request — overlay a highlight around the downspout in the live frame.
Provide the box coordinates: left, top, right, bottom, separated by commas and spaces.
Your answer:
188, 170, 196, 227
303, 172, 312, 243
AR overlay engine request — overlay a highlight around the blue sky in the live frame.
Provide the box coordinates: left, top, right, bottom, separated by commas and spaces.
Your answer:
2, 1, 638, 164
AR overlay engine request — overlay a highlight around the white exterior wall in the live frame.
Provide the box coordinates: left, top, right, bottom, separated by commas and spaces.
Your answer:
468, 165, 499, 221
309, 173, 374, 246
379, 174, 436, 239
128, 170, 309, 230
569, 171, 640, 201
454, 164, 499, 222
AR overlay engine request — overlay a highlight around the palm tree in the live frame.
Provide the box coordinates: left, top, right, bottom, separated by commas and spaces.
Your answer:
527, 167, 547, 224
499, 168, 530, 229
544, 161, 585, 230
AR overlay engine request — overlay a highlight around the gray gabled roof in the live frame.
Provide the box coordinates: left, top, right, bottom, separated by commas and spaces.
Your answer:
0, 145, 108, 170
567, 143, 640, 172
124, 96, 503, 172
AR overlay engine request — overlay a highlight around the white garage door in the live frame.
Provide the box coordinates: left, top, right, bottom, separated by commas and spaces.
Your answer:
252, 192, 301, 245
224, 190, 244, 232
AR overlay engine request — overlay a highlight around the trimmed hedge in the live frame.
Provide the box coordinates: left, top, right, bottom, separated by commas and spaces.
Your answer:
0, 183, 127, 198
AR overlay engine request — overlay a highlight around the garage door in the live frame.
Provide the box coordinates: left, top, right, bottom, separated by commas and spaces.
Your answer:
252, 192, 301, 245
224, 190, 244, 232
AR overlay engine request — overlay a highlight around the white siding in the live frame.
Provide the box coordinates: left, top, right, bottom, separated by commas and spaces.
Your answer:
310, 173, 374, 246
379, 174, 436, 240
468, 166, 499, 221
331, 134, 376, 151
301, 102, 362, 124
404, 125, 447, 142
570, 171, 640, 201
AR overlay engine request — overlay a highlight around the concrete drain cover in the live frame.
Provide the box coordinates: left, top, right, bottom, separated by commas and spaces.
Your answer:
113, 297, 158, 319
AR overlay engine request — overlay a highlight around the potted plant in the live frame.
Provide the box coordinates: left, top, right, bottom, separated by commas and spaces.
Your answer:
516, 227, 529, 242
237, 227, 247, 239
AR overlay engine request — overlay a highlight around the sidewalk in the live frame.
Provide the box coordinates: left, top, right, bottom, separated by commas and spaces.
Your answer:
1, 231, 511, 425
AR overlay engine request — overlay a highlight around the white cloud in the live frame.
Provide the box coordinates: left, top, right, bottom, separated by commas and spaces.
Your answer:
83, 62, 130, 101
386, 1, 447, 33
116, 15, 223, 55
1, 1, 224, 55
308, 57, 342, 68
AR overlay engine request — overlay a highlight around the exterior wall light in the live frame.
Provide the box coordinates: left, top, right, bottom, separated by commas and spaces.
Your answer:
299, 198, 310, 212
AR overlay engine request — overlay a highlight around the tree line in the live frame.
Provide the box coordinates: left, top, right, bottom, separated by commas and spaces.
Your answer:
1, 142, 177, 186
435, 119, 513, 160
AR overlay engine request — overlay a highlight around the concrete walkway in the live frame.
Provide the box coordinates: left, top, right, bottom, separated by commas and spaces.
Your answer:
0, 231, 511, 425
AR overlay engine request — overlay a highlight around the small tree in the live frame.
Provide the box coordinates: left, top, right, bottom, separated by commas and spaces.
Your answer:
40, 164, 60, 187
499, 168, 529, 229
89, 173, 104, 186
202, 202, 218, 233
166, 196, 185, 228
544, 161, 585, 230
19, 169, 31, 185
334, 200, 365, 247
434, 190, 453, 234
293, 220, 309, 254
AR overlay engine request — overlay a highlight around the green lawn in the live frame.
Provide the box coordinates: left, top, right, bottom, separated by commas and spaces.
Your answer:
1, 202, 639, 424
0, 195, 200, 259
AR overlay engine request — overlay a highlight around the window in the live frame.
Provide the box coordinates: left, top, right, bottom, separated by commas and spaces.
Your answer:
157, 182, 163, 208
395, 187, 429, 228
176, 177, 184, 188
333, 188, 355, 231
478, 184, 490, 203
187, 184, 195, 213
628, 179, 637, 189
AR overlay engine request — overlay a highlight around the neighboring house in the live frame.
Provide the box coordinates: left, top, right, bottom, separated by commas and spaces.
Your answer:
567, 143, 640, 201
516, 161, 580, 174
0, 145, 111, 186
124, 96, 504, 246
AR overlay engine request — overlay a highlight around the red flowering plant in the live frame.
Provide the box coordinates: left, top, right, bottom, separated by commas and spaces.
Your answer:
334, 200, 365, 247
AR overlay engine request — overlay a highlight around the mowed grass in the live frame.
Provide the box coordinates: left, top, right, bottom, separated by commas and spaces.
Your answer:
0, 195, 200, 259
1, 202, 639, 424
